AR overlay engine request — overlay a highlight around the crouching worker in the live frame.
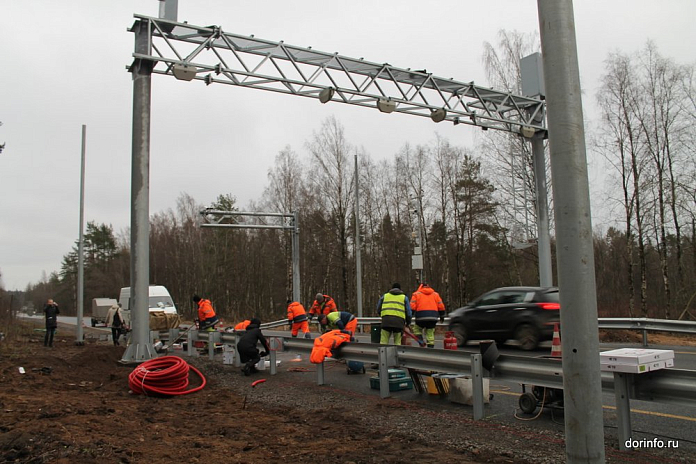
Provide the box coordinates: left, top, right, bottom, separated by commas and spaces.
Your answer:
317, 311, 358, 335
234, 320, 251, 332
236, 318, 270, 376
193, 295, 219, 331
310, 329, 353, 364
287, 300, 311, 339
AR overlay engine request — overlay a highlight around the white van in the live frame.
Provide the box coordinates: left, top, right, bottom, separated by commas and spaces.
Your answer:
119, 285, 179, 318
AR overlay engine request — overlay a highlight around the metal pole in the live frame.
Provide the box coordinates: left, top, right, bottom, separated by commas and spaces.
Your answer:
537, 1, 605, 462
354, 154, 363, 318
471, 354, 484, 420
317, 360, 325, 385
122, 18, 156, 363
614, 372, 634, 451
76, 125, 86, 345
292, 211, 301, 303
378, 346, 391, 399
531, 136, 553, 287
158, 0, 178, 21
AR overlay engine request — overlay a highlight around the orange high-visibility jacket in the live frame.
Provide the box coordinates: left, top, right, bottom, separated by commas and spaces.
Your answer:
410, 285, 445, 323
309, 295, 337, 316
234, 320, 251, 331
310, 330, 352, 364
287, 302, 309, 324
197, 299, 216, 322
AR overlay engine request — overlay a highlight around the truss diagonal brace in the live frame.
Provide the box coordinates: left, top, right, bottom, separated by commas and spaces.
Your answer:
130, 15, 546, 135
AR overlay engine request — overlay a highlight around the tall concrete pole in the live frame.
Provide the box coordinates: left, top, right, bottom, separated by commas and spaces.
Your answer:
75, 124, 86, 345
292, 211, 301, 303
122, 18, 156, 363
537, 1, 605, 462
354, 154, 363, 318
531, 136, 553, 287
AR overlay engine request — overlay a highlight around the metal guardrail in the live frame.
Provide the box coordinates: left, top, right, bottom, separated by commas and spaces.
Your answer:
351, 316, 696, 348
163, 318, 696, 452
598, 318, 696, 333
166, 316, 696, 337
187, 329, 695, 407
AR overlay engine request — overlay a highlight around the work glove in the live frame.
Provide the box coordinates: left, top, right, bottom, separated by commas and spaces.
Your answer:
439, 316, 445, 323
406, 317, 412, 326
288, 320, 293, 326
259, 351, 268, 358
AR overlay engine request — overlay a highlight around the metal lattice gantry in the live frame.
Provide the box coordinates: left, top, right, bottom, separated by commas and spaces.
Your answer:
128, 15, 546, 135
199, 209, 301, 303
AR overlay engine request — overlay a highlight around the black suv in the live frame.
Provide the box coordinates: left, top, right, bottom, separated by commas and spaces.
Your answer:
448, 286, 560, 350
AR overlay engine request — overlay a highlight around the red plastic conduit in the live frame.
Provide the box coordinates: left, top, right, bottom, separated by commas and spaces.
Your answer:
128, 356, 206, 396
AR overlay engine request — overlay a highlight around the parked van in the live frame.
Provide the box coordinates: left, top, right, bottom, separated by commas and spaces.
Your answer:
119, 285, 178, 314
119, 285, 180, 329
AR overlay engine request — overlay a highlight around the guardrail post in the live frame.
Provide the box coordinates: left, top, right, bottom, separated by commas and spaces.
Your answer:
232, 333, 240, 367
471, 354, 484, 420
208, 331, 221, 360
168, 328, 179, 346
188, 329, 197, 357
269, 337, 282, 375
317, 361, 325, 385
642, 329, 648, 347
378, 346, 397, 399
269, 349, 277, 375
614, 372, 634, 451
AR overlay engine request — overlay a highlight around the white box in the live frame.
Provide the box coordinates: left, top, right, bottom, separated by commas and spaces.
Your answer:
600, 358, 674, 374
449, 376, 490, 405
599, 348, 674, 365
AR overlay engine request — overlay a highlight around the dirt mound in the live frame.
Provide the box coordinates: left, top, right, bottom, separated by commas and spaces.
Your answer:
1, 320, 693, 463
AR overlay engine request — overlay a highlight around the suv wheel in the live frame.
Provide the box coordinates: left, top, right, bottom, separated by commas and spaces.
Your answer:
514, 324, 540, 350
451, 322, 468, 347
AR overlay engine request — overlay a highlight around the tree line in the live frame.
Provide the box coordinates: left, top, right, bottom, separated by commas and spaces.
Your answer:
12, 37, 696, 324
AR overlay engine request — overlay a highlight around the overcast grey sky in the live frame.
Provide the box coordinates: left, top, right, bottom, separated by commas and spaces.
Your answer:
1, 0, 694, 291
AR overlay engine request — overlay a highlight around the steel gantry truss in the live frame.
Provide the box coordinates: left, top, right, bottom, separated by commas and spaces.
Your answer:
199, 209, 301, 303
128, 15, 546, 135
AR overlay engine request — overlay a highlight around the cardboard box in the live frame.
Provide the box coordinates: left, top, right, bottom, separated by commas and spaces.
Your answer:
600, 358, 674, 374
599, 348, 674, 365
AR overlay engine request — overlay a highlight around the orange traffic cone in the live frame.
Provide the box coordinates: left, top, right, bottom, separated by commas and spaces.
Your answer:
551, 323, 562, 357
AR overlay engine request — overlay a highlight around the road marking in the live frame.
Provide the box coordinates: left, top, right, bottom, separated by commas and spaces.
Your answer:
492, 390, 696, 422
602, 405, 696, 422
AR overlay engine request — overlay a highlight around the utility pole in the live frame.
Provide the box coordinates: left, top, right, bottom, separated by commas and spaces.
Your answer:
411, 198, 424, 284
122, 16, 156, 363
537, 1, 605, 462
520, 52, 554, 287
354, 154, 363, 318
75, 124, 86, 346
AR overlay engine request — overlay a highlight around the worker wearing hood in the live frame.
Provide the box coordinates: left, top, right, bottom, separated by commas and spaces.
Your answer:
236, 318, 271, 375
410, 283, 445, 348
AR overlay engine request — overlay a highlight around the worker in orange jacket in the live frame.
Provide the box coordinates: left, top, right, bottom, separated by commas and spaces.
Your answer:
287, 300, 311, 339
410, 283, 445, 348
234, 320, 251, 331
310, 329, 353, 364
308, 293, 337, 319
193, 295, 219, 331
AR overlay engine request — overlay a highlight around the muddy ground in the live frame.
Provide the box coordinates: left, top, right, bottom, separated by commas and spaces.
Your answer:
0, 321, 694, 463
